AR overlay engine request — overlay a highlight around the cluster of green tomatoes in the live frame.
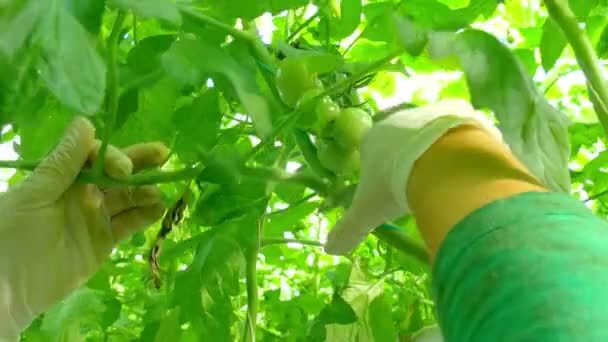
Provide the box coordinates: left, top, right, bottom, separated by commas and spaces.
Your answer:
275, 58, 373, 175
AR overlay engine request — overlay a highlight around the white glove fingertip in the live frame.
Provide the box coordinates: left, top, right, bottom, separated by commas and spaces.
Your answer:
324, 211, 375, 255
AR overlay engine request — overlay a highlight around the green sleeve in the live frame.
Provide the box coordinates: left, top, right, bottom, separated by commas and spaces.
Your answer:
433, 191, 608, 341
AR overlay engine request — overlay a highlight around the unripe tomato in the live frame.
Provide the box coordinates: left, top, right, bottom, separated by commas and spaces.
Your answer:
332, 107, 373, 149
313, 96, 340, 134
275, 58, 320, 107
295, 88, 324, 128
316, 139, 360, 175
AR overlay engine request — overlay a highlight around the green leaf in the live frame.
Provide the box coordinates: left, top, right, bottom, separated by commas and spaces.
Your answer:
63, 0, 105, 34
326, 261, 352, 291
318, 294, 358, 324
369, 295, 397, 342
40, 288, 106, 339
540, 18, 566, 72
264, 200, 319, 236
173, 89, 223, 163
126, 34, 176, 76
199, 0, 307, 20
36, 2, 106, 114
399, 0, 497, 30
513, 48, 537, 75
110, 0, 182, 26
154, 309, 182, 342
0, 0, 42, 59
362, 3, 398, 43
101, 296, 122, 328
597, 21, 608, 58
162, 37, 272, 137
394, 15, 429, 55
112, 77, 178, 146
15, 100, 74, 160
328, 0, 362, 39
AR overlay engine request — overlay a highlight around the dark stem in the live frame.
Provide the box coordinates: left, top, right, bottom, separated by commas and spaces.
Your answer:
260, 238, 323, 248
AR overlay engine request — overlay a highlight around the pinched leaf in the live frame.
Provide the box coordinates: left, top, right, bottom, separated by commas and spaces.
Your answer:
162, 37, 272, 137
110, 0, 182, 26
428, 29, 571, 192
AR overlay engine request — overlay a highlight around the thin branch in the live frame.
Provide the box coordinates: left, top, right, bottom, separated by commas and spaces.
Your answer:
132, 14, 138, 44
93, 11, 127, 177
585, 188, 608, 202
544, 0, 608, 135
178, 5, 252, 42
261, 238, 323, 248
243, 218, 261, 342
0, 159, 38, 171
373, 223, 429, 265
119, 69, 164, 94
264, 194, 317, 216
241, 166, 330, 194
287, 12, 319, 43
374, 102, 418, 122
292, 129, 335, 181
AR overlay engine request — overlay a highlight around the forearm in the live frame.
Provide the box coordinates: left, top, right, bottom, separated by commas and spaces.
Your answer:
406, 123, 546, 261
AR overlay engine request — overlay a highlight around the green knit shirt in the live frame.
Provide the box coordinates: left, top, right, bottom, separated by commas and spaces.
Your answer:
433, 191, 608, 341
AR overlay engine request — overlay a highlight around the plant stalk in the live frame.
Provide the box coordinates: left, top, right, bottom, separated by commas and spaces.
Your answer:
93, 11, 126, 177
544, 0, 608, 135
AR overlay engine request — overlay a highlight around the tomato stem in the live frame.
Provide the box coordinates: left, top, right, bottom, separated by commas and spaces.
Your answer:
93, 11, 126, 178
544, 0, 608, 136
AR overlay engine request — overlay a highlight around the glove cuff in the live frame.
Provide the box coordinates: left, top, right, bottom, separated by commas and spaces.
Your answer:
383, 101, 504, 212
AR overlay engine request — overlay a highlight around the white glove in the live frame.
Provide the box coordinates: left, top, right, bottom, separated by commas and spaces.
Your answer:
0, 117, 168, 340
324, 99, 504, 255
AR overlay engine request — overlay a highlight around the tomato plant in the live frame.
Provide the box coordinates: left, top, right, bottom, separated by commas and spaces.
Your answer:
0, 0, 607, 341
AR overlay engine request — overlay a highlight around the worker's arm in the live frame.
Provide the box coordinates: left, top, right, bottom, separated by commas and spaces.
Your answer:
326, 100, 608, 341
406, 123, 546, 261
409, 123, 608, 341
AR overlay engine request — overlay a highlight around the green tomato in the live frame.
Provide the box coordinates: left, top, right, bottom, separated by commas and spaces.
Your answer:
295, 88, 324, 128
316, 140, 360, 175
332, 107, 373, 149
275, 58, 320, 107
313, 96, 341, 133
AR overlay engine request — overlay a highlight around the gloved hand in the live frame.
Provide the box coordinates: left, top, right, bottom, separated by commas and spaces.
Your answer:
324, 99, 505, 255
0, 117, 168, 339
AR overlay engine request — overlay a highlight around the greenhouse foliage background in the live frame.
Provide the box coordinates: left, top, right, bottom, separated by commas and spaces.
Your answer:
1, 0, 608, 340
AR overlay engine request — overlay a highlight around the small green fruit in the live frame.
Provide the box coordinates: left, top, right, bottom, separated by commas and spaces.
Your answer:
313, 96, 341, 134
333, 107, 373, 149
295, 87, 325, 128
275, 58, 320, 107
317, 139, 360, 175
